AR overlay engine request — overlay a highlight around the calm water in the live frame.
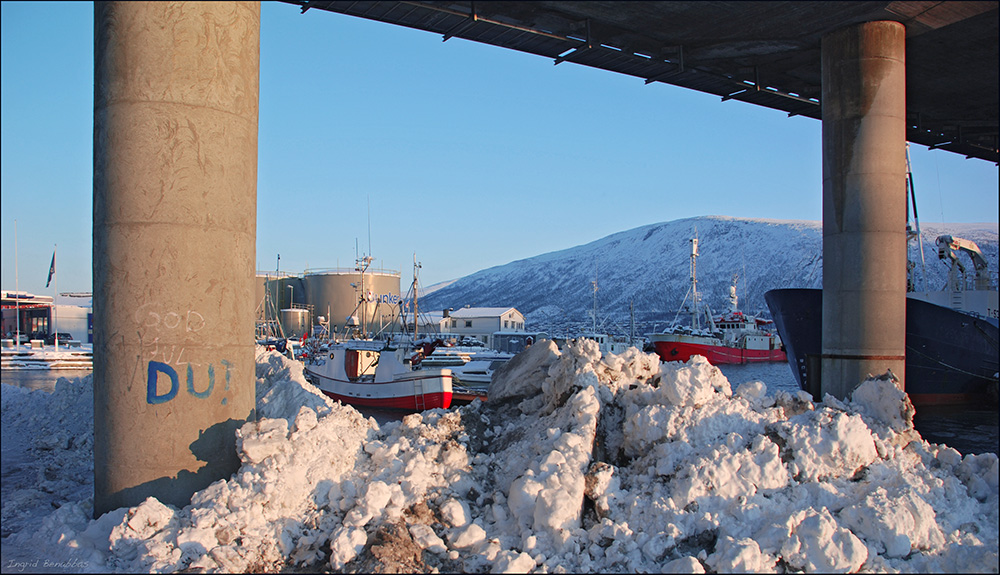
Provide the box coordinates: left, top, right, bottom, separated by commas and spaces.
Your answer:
716, 361, 799, 393
3, 364, 996, 455
1, 368, 93, 391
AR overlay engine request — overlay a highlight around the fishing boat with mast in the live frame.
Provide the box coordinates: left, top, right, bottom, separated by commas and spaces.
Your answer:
648, 235, 786, 365
304, 255, 456, 411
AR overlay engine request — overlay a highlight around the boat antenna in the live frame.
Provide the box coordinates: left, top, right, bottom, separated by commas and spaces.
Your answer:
905, 144, 928, 291
367, 195, 372, 261
742, 247, 748, 312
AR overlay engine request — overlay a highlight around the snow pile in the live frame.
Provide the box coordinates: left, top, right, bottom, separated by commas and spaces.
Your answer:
1, 376, 95, 539
3, 343, 998, 573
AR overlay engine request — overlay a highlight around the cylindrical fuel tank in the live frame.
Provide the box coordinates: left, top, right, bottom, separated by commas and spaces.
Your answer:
280, 308, 311, 338
303, 268, 401, 337
264, 276, 304, 313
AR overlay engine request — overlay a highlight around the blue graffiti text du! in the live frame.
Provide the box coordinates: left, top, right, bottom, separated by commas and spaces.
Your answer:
147, 360, 232, 404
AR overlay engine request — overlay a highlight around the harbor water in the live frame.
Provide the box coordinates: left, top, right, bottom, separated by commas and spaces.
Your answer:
1, 361, 996, 455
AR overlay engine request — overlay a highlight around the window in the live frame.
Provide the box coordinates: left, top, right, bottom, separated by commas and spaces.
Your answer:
504, 320, 509, 328
465, 320, 472, 328
451, 320, 457, 328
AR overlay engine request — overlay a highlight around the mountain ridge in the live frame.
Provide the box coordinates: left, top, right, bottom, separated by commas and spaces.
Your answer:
418, 216, 999, 336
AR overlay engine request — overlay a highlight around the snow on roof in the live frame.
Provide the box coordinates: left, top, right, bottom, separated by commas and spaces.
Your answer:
448, 306, 519, 318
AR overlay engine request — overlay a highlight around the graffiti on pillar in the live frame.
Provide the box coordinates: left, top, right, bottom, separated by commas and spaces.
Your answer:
147, 359, 234, 405
136, 304, 207, 366
186, 363, 214, 399
220, 359, 233, 405
136, 304, 234, 405
134, 304, 206, 333
147, 361, 179, 404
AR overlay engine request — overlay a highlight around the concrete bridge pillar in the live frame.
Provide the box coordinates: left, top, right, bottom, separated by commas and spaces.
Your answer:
820, 21, 907, 399
93, 1, 260, 515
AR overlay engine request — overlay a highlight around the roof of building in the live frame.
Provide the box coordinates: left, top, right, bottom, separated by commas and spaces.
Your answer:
448, 307, 521, 319
1, 292, 54, 304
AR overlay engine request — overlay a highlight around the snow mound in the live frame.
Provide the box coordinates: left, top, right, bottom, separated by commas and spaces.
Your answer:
2, 345, 998, 573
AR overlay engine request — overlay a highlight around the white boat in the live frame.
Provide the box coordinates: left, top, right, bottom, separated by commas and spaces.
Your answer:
419, 346, 512, 367
304, 340, 454, 411
449, 357, 510, 385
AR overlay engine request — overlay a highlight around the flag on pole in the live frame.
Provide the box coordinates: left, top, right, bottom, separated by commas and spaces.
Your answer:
46, 251, 56, 288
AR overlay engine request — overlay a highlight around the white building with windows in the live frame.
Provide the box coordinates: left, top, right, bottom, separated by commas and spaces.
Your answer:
437, 306, 526, 348
1, 291, 92, 343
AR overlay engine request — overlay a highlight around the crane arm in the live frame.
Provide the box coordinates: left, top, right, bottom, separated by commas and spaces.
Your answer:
936, 235, 988, 271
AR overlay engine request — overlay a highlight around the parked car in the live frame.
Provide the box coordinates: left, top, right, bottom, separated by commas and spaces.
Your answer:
44, 332, 73, 345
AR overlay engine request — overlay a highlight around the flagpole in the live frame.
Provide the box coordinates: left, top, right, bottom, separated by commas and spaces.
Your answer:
14, 220, 20, 351
54, 244, 58, 351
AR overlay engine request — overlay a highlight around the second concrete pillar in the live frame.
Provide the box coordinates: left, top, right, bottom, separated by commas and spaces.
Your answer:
820, 21, 907, 399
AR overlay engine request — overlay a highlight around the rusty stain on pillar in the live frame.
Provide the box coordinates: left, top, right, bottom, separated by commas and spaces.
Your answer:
93, 1, 260, 515
820, 21, 907, 400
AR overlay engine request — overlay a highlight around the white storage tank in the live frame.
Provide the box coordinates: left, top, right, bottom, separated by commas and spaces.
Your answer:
303, 267, 401, 337
280, 308, 311, 338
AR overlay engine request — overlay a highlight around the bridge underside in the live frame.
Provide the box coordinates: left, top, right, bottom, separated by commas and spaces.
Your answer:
290, 0, 998, 163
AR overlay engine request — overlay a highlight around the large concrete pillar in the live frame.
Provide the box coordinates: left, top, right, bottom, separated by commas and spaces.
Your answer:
93, 1, 260, 515
820, 21, 907, 399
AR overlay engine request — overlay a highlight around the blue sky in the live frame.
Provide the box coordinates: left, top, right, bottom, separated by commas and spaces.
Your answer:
2, 2, 997, 296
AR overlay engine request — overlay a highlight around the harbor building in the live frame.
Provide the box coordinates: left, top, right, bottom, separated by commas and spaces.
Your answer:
437, 306, 528, 349
1, 291, 93, 344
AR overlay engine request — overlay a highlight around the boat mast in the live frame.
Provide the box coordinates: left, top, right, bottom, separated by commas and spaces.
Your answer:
358, 254, 372, 338
629, 299, 634, 347
592, 261, 598, 335
412, 254, 421, 343
690, 235, 700, 330
905, 143, 928, 291
14, 219, 19, 350
729, 274, 739, 313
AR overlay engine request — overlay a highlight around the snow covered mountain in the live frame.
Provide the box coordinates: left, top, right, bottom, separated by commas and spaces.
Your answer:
418, 216, 999, 337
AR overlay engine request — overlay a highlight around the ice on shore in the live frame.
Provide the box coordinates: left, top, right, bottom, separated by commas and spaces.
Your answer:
2, 341, 997, 573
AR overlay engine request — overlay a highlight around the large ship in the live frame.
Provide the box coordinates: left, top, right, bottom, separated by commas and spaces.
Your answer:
648, 236, 786, 365
766, 234, 999, 406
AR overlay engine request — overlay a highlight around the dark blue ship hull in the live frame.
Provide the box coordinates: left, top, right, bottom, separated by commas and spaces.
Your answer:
765, 288, 999, 406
